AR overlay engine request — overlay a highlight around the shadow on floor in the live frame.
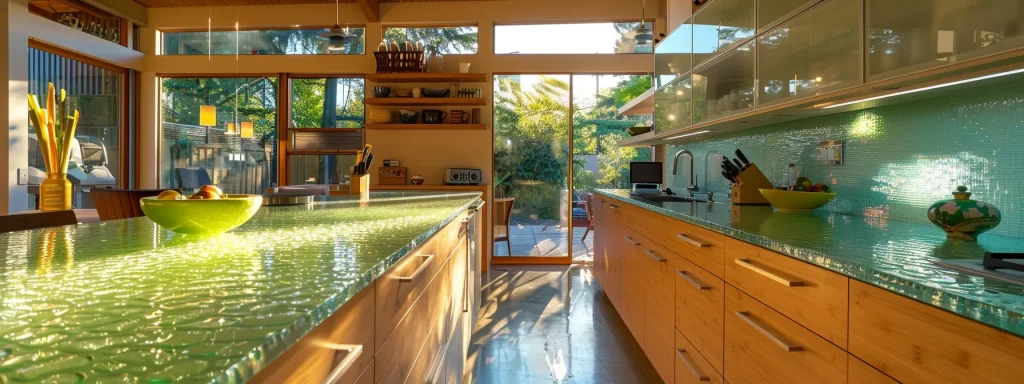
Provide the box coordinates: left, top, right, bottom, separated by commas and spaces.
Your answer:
465, 265, 661, 384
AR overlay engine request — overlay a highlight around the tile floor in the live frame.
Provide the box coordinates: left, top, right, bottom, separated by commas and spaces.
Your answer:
466, 265, 661, 384
492, 226, 594, 262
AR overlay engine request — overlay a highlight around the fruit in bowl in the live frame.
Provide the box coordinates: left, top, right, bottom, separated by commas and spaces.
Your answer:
141, 185, 262, 235
760, 177, 836, 212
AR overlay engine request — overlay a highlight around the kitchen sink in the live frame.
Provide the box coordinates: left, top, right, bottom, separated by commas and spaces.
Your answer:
637, 195, 705, 203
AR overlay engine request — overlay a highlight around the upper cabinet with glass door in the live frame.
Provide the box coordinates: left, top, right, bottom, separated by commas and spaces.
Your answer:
693, 40, 755, 124
757, 0, 862, 107
867, 0, 1024, 80
655, 20, 693, 89
758, 0, 823, 33
654, 75, 693, 133
692, 0, 755, 69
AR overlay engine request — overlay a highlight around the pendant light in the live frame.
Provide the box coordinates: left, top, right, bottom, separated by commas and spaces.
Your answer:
240, 121, 254, 138
319, 0, 355, 52
199, 11, 216, 127
635, 0, 653, 46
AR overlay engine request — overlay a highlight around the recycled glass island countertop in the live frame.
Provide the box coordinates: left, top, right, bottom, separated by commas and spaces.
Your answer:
596, 189, 1024, 337
0, 191, 483, 383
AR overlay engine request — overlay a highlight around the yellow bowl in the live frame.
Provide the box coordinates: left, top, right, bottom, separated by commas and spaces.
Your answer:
758, 189, 836, 212
140, 194, 263, 235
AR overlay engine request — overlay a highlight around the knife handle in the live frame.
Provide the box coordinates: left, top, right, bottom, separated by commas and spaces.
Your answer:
733, 158, 745, 171
735, 149, 751, 166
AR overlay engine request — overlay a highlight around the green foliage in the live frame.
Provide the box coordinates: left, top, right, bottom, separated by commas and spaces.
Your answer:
290, 78, 365, 128
383, 27, 478, 54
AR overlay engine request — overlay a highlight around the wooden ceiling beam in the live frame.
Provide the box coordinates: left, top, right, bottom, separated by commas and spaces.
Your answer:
354, 0, 379, 22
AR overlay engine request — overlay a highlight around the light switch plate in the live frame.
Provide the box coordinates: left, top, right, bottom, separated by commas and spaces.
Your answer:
17, 168, 29, 185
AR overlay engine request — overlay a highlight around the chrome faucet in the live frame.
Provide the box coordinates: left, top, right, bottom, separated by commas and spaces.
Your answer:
672, 150, 699, 197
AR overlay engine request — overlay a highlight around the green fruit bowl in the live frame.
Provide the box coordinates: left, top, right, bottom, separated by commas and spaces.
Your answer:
759, 189, 836, 212
140, 194, 263, 235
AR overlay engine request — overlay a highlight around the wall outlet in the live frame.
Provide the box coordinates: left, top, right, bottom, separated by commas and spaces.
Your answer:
17, 168, 29, 185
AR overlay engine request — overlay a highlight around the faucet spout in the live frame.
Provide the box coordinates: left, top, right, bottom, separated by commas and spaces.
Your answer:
672, 150, 697, 193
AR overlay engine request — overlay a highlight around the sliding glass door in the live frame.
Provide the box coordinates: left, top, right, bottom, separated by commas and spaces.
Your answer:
493, 74, 573, 261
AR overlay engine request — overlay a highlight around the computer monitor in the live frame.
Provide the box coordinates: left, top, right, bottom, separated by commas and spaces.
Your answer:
630, 162, 663, 185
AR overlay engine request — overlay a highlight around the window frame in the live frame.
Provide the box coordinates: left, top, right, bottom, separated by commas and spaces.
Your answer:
157, 25, 368, 56
492, 19, 655, 55
381, 24, 481, 55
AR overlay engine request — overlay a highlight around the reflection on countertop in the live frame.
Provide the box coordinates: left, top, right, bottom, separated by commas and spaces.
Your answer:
0, 191, 483, 383
596, 189, 1024, 337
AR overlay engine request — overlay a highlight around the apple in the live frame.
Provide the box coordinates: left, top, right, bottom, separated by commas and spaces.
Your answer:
157, 190, 182, 200
199, 185, 224, 197
190, 190, 221, 200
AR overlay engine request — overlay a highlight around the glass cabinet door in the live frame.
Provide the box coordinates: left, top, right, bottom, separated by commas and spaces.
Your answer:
655, 20, 693, 89
693, 40, 755, 124
757, 0, 862, 107
867, 0, 1024, 80
757, 0, 822, 33
692, 0, 755, 69
654, 75, 693, 133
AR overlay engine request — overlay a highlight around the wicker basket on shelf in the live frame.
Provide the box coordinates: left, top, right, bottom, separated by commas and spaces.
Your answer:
374, 51, 425, 73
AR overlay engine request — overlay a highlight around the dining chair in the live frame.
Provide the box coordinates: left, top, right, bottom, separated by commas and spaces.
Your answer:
493, 198, 516, 256
92, 188, 170, 221
574, 192, 595, 241
0, 210, 79, 234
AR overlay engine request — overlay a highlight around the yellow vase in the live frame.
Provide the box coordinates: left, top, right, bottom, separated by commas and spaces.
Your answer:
40, 173, 72, 211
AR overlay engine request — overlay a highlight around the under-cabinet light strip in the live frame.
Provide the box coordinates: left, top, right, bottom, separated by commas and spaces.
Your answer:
822, 67, 1024, 109
665, 130, 711, 140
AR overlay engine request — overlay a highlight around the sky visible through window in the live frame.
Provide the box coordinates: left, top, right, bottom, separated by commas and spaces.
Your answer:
495, 22, 652, 54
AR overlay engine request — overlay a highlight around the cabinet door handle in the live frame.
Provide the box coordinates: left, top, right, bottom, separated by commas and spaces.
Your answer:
623, 236, 639, 246
397, 254, 434, 282
322, 344, 364, 384
675, 348, 711, 382
734, 259, 804, 287
677, 270, 711, 290
608, 204, 619, 209
735, 311, 803, 352
676, 233, 711, 248
644, 249, 666, 262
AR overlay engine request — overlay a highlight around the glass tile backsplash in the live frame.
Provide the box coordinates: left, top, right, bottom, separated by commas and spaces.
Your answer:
665, 77, 1024, 236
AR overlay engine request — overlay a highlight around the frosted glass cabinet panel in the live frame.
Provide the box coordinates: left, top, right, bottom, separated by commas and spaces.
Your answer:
692, 0, 755, 69
758, 0, 822, 32
654, 76, 693, 133
757, 0, 862, 107
867, 0, 1024, 80
655, 20, 693, 89
693, 40, 755, 124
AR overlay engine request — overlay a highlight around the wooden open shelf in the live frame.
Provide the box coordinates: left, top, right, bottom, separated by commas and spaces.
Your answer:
365, 123, 486, 131
366, 73, 487, 83
289, 128, 363, 133
365, 97, 486, 106
286, 150, 362, 156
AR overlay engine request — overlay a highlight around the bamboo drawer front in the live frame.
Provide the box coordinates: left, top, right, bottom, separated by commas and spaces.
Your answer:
724, 238, 849, 348
724, 286, 847, 384
671, 250, 725, 375
675, 328, 724, 384
848, 354, 897, 384
849, 280, 1024, 384
665, 218, 727, 278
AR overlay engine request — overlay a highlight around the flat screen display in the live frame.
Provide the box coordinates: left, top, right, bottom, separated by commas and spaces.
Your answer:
630, 162, 663, 184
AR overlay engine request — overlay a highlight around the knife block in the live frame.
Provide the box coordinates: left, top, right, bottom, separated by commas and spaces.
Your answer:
730, 164, 773, 205
349, 174, 369, 195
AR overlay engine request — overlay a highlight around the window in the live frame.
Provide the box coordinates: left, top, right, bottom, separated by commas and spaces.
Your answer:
495, 22, 653, 54
159, 77, 278, 194
290, 77, 365, 128
382, 26, 478, 54
161, 28, 366, 55
27, 46, 124, 208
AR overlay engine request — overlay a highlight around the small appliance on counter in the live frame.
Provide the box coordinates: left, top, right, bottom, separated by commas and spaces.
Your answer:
444, 168, 481, 185
629, 161, 663, 195
262, 193, 315, 206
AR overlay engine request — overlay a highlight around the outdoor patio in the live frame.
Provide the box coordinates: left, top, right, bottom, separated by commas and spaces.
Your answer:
493, 224, 594, 262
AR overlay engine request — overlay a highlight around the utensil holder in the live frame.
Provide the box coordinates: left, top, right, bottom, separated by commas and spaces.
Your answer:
730, 164, 773, 205
350, 174, 370, 195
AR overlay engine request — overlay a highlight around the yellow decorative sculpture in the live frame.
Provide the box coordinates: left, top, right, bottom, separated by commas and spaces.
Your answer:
28, 83, 80, 211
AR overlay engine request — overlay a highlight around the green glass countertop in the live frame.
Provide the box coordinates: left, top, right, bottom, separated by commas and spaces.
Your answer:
0, 191, 483, 383
596, 190, 1024, 337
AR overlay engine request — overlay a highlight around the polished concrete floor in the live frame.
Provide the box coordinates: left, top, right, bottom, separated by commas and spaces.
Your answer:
466, 265, 661, 384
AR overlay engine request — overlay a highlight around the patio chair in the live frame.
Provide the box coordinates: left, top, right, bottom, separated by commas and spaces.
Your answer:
0, 210, 78, 233
175, 167, 213, 195
493, 198, 515, 256
572, 192, 594, 241
92, 188, 172, 221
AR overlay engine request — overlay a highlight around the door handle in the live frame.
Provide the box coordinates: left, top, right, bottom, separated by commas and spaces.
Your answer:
735, 259, 804, 287
397, 255, 434, 282
644, 249, 666, 262
321, 344, 363, 384
676, 270, 711, 290
735, 311, 803, 352
675, 348, 711, 382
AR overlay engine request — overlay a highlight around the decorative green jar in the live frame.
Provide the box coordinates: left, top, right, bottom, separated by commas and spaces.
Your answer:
927, 186, 1001, 240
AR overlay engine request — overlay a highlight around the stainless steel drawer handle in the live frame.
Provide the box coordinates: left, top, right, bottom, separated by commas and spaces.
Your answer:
675, 348, 711, 382
676, 233, 711, 248
677, 270, 711, 290
735, 311, 803, 352
322, 343, 364, 384
623, 236, 639, 246
397, 254, 434, 282
644, 249, 666, 262
608, 204, 619, 209
734, 259, 804, 287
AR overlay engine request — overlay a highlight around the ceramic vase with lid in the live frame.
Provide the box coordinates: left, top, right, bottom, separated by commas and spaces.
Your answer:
927, 186, 1001, 240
